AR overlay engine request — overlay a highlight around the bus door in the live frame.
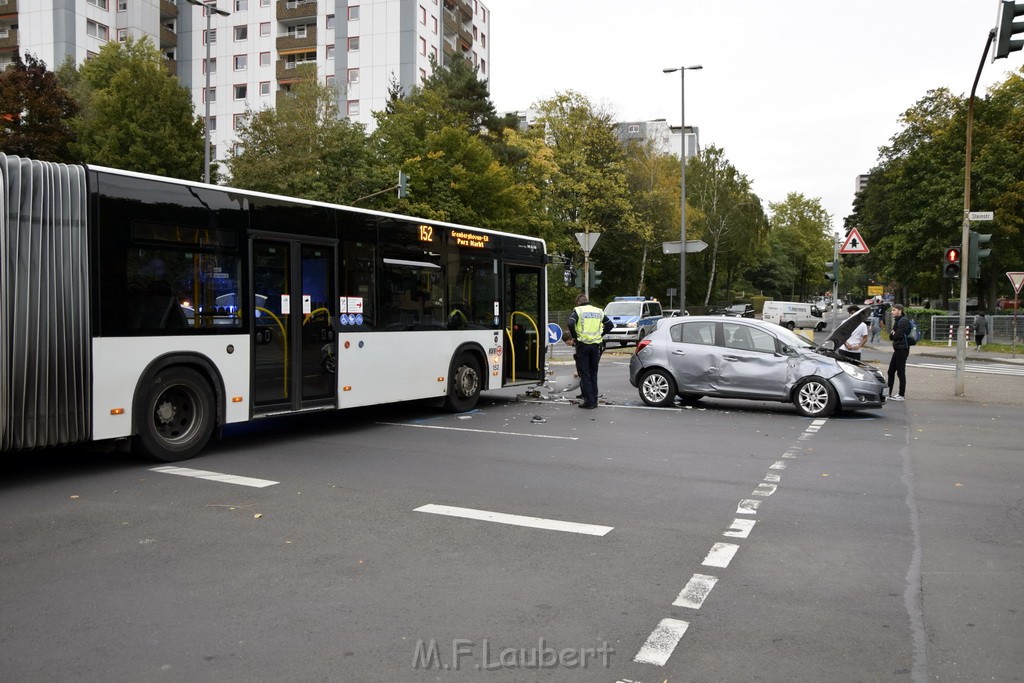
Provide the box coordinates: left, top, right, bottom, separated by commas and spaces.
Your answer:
252, 237, 337, 413
503, 264, 546, 385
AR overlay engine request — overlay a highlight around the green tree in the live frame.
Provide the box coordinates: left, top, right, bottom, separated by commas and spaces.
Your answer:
768, 193, 835, 301
71, 37, 203, 178
229, 69, 377, 203
0, 53, 79, 162
685, 145, 767, 305
530, 91, 631, 301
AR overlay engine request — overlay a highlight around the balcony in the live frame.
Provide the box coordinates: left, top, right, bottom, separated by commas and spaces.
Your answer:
160, 26, 177, 49
276, 58, 316, 80
0, 28, 17, 50
458, 20, 473, 46
277, 0, 317, 21
457, 0, 472, 19
160, 0, 177, 18
0, 0, 19, 14
163, 57, 177, 76
276, 25, 316, 51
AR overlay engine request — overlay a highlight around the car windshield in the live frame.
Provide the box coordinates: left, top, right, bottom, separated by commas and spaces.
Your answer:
728, 305, 748, 313
772, 325, 816, 350
604, 302, 641, 316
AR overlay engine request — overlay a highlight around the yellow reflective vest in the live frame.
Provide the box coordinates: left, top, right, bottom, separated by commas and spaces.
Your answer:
573, 304, 605, 344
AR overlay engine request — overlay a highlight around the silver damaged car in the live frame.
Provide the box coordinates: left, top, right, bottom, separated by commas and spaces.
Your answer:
628, 310, 885, 417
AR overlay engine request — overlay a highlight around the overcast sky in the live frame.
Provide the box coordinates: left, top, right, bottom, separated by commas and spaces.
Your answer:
483, 0, 1020, 236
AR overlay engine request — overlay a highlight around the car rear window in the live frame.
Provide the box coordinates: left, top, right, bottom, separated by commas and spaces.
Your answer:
672, 321, 715, 345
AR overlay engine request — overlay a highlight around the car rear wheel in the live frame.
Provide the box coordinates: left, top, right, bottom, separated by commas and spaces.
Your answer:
135, 367, 215, 462
638, 368, 677, 407
794, 378, 837, 417
816, 322, 827, 332
786, 321, 796, 330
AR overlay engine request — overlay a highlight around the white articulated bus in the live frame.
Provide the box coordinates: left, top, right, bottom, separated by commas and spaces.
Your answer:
0, 155, 548, 461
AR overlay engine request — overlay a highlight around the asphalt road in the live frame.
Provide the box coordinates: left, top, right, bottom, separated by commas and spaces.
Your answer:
1, 349, 1021, 682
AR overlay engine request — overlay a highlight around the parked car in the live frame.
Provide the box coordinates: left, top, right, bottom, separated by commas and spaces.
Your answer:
708, 303, 754, 317
663, 309, 689, 317
628, 310, 885, 417
762, 300, 827, 330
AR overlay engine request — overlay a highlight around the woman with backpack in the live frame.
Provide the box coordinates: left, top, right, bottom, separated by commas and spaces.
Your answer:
886, 303, 913, 401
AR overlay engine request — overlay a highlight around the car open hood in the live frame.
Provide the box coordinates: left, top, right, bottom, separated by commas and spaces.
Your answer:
818, 308, 870, 352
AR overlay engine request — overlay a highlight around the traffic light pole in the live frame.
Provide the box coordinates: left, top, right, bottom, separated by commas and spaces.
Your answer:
955, 29, 995, 396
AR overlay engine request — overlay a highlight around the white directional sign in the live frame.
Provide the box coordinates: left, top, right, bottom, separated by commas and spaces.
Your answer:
662, 239, 709, 254
968, 211, 994, 221
1008, 272, 1024, 294
839, 228, 870, 254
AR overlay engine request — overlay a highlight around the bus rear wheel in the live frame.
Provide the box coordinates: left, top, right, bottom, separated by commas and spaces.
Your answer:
135, 367, 215, 462
444, 352, 481, 412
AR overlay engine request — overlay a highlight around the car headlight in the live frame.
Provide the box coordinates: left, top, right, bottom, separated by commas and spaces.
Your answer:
626, 322, 637, 328
838, 361, 867, 381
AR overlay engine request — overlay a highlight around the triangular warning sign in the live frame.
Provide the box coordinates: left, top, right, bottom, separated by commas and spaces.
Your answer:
839, 228, 870, 254
1008, 272, 1024, 293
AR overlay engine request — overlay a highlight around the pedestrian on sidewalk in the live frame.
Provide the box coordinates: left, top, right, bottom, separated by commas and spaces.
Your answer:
973, 311, 989, 350
886, 303, 912, 401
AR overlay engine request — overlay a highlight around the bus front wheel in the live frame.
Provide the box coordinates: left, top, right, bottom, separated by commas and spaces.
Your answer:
135, 367, 215, 462
444, 352, 481, 412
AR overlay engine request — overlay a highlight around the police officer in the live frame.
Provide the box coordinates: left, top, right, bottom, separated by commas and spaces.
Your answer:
568, 294, 612, 409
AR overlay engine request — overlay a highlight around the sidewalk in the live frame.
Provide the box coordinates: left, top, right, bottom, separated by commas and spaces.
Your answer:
863, 342, 1024, 365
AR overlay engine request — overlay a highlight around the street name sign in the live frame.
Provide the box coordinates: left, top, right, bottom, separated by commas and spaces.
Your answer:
968, 211, 994, 221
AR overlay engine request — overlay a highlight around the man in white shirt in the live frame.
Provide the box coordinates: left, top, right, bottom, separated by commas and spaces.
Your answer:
839, 305, 868, 361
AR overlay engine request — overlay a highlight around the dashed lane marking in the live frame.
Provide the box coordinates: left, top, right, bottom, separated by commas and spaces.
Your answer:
632, 618, 689, 666
149, 466, 279, 488
413, 504, 613, 536
672, 574, 719, 609
701, 542, 739, 569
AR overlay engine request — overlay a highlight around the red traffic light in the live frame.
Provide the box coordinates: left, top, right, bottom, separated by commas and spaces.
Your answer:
944, 247, 961, 263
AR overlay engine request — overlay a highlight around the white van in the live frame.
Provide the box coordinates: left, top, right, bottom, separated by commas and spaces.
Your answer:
761, 301, 827, 331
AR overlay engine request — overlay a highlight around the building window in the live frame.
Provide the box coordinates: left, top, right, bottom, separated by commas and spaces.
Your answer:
431, 46, 437, 62
260, 22, 270, 37
117, 29, 128, 42
432, 16, 437, 34
210, 144, 217, 160
234, 0, 247, 11
347, 6, 359, 21
204, 87, 216, 103
419, 37, 426, 56
207, 116, 217, 131
259, 51, 270, 66
87, 20, 109, 41
327, 44, 335, 59
347, 36, 359, 52
480, 32, 485, 48
260, 0, 270, 6
233, 114, 246, 129
234, 25, 247, 41
419, 5, 426, 24
118, 0, 127, 10
346, 100, 359, 117
419, 68, 426, 84
259, 81, 271, 96
480, 58, 485, 74
233, 144, 244, 157
347, 67, 359, 83
87, 0, 108, 9
627, 124, 640, 134
203, 57, 217, 74
326, 14, 336, 30
234, 84, 247, 99
204, 29, 216, 45
325, 74, 335, 86
234, 54, 247, 70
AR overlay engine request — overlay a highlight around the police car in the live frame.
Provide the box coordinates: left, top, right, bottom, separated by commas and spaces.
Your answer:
603, 296, 664, 346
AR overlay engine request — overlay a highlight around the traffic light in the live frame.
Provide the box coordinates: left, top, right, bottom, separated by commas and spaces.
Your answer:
943, 246, 962, 278
563, 267, 578, 287
968, 231, 992, 279
993, 0, 1024, 60
398, 171, 409, 198
589, 264, 603, 287
825, 260, 839, 282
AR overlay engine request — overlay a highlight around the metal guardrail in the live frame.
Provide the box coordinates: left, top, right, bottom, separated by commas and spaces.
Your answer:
930, 315, 1021, 344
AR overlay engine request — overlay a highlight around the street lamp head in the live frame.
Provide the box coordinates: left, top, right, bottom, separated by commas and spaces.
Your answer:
664, 65, 703, 73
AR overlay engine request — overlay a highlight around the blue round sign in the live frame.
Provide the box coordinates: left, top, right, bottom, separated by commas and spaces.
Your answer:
547, 322, 563, 344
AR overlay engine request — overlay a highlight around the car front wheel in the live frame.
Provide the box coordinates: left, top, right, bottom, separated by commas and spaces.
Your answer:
794, 378, 837, 417
638, 368, 677, 407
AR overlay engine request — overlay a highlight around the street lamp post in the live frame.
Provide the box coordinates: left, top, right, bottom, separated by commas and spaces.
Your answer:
185, 0, 230, 184
664, 65, 702, 312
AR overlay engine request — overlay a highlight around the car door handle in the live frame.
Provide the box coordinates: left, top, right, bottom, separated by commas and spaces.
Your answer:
672, 350, 686, 355
723, 355, 740, 362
